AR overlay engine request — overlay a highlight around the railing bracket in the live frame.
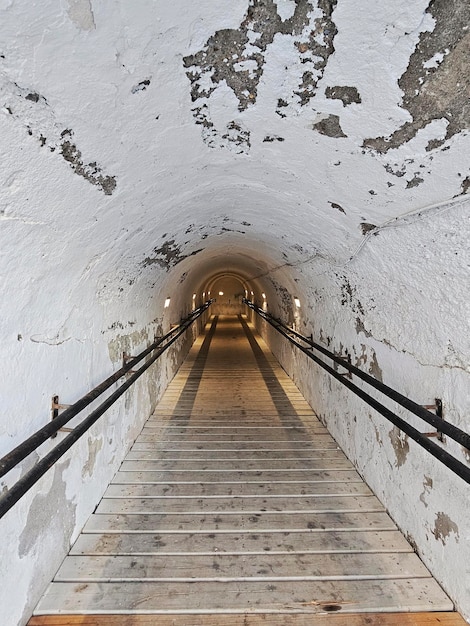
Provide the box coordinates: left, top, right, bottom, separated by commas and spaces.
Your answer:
123, 351, 137, 373
422, 399, 444, 442
51, 395, 72, 439
242, 297, 470, 485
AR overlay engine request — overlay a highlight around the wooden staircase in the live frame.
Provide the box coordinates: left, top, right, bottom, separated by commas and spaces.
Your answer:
29, 315, 465, 625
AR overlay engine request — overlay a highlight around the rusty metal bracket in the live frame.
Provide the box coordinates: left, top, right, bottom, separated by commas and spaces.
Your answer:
422, 399, 444, 442
51, 395, 73, 438
122, 351, 137, 374
337, 354, 353, 379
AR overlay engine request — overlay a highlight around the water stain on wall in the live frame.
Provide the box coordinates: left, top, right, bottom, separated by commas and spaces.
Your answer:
67, 0, 96, 31
82, 436, 104, 478
18, 462, 76, 558
431, 511, 459, 545
107, 327, 150, 363
419, 475, 433, 508
389, 426, 410, 467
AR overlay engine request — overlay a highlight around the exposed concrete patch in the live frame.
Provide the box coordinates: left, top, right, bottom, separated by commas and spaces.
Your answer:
431, 511, 459, 545
406, 173, 425, 188
0, 78, 116, 194
355, 317, 372, 338
263, 135, 285, 142
389, 426, 410, 467
82, 436, 103, 478
131, 79, 151, 94
363, 0, 470, 153
60, 130, 116, 195
292, 0, 338, 107
329, 201, 345, 214
18, 462, 76, 557
141, 239, 203, 270
312, 113, 346, 138
184, 0, 312, 111
67, 0, 96, 31
360, 222, 376, 235
184, 0, 338, 149
221, 120, 251, 153
459, 175, 470, 195
325, 85, 361, 106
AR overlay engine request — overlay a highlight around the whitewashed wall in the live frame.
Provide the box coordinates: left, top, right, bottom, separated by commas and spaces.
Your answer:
259, 198, 470, 620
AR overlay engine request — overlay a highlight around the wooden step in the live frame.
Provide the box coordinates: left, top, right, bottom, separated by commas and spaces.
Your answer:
32, 315, 458, 620
32, 578, 454, 614
27, 612, 470, 626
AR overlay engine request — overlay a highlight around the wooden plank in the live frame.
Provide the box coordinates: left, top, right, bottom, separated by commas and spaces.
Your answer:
95, 495, 382, 514
26, 611, 470, 626
144, 424, 325, 428
104, 481, 372, 497
132, 439, 340, 450
83, 511, 396, 533
70, 529, 413, 556
125, 449, 346, 460
33, 578, 454, 614
130, 443, 340, 452
111, 469, 363, 483
55, 552, 430, 581
119, 459, 354, 471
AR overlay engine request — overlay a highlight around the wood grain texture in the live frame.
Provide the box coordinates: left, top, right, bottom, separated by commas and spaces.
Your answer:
32, 316, 457, 620
27, 613, 469, 626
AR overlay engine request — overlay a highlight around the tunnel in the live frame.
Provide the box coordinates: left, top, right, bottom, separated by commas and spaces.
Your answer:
0, 1, 469, 624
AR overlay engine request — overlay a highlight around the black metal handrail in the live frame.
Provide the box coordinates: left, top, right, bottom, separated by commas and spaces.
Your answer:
0, 300, 214, 519
244, 298, 470, 485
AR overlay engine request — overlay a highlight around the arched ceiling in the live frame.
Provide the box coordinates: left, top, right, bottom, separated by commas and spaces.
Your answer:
1, 0, 468, 327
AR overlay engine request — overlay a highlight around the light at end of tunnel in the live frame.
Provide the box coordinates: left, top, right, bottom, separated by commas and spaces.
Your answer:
219, 291, 224, 296
203, 292, 206, 299
262, 293, 266, 299
294, 297, 301, 308
164, 297, 171, 308
192, 293, 196, 300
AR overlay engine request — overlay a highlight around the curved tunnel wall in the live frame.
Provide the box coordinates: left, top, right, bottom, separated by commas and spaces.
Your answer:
0, 1, 469, 624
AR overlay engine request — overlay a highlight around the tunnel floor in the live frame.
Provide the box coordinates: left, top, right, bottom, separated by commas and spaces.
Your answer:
31, 315, 459, 623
